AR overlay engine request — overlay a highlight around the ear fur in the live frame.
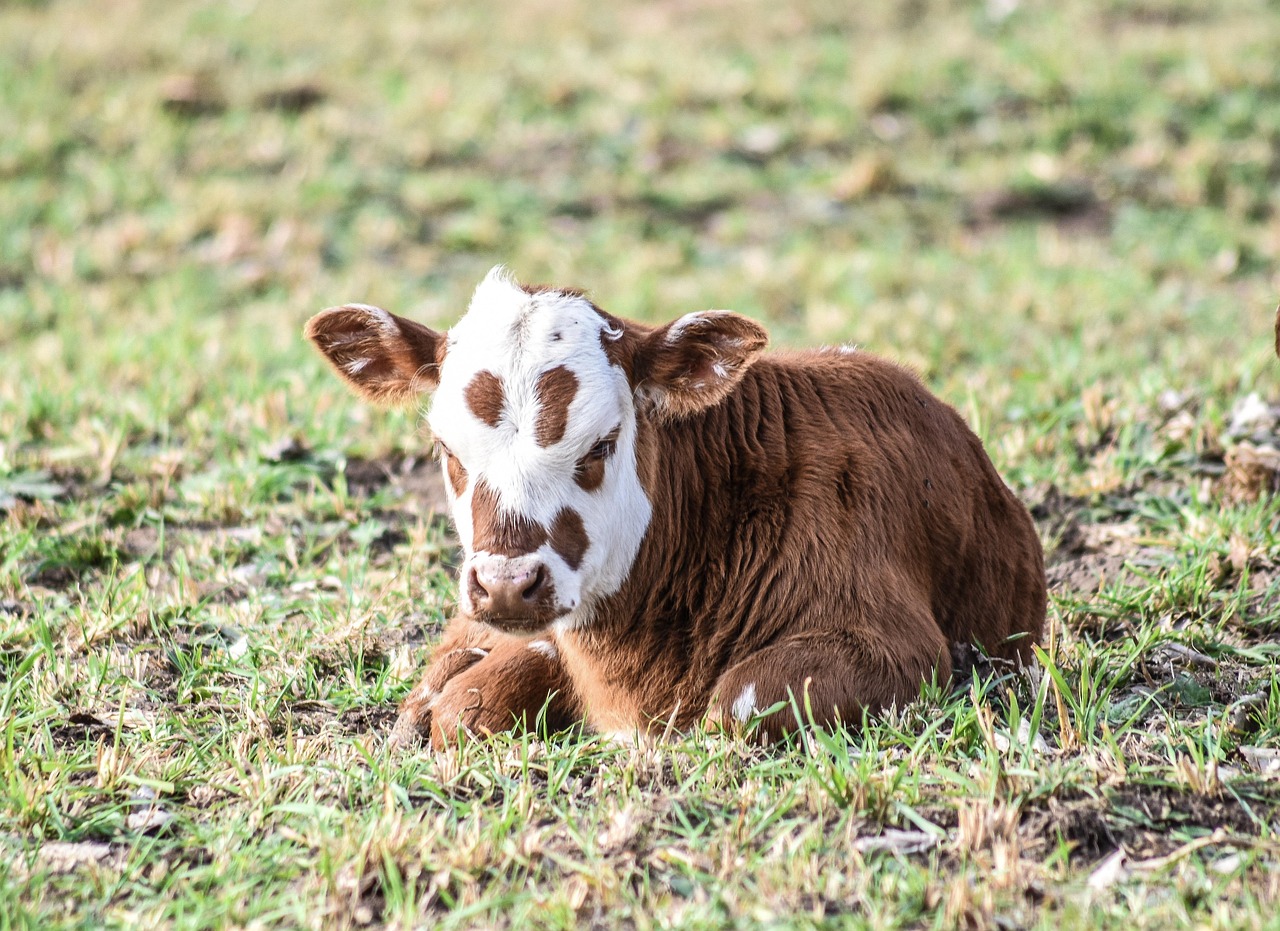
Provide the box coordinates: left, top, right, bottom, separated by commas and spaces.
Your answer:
631, 310, 768, 420
305, 304, 445, 406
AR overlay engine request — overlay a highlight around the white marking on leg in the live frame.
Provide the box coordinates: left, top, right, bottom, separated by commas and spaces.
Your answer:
467, 648, 489, 658
599, 729, 642, 746
731, 682, 758, 722
527, 639, 558, 660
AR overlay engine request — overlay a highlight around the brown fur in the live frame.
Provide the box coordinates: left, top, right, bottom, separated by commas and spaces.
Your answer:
445, 452, 467, 497
304, 305, 445, 405
562, 348, 1044, 739
632, 312, 769, 420
573, 426, 619, 492
464, 370, 506, 428
403, 343, 1044, 744
533, 365, 579, 447
549, 508, 590, 570
470, 478, 548, 556
389, 621, 579, 750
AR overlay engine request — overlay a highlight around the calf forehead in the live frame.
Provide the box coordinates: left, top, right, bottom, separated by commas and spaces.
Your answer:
431, 270, 620, 438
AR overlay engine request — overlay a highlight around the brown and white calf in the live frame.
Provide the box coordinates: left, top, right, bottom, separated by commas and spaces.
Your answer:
306, 268, 1046, 747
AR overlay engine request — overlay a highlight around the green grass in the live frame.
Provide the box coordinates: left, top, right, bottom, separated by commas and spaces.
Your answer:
3, 0, 1280, 927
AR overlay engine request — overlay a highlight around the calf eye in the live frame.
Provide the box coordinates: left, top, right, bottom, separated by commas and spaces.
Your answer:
588, 438, 616, 461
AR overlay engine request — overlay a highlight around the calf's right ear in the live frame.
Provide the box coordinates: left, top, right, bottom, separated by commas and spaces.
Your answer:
630, 310, 769, 420
305, 304, 446, 406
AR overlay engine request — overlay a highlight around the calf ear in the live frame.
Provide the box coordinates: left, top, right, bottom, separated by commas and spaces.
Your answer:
305, 304, 446, 405
632, 310, 768, 419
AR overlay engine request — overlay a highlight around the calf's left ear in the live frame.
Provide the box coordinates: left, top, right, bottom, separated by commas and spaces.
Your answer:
632, 310, 768, 419
305, 304, 446, 406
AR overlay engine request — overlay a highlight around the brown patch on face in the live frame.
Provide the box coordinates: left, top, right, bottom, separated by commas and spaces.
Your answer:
465, 370, 506, 428
574, 426, 620, 492
471, 479, 549, 557
533, 366, 579, 447
549, 509, 589, 570
445, 453, 467, 497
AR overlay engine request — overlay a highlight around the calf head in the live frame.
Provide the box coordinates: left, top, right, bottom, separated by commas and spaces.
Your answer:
306, 267, 767, 632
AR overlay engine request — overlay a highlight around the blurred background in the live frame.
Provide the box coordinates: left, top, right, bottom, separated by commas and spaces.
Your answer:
2, 0, 1279, 482
5, 6, 1280, 924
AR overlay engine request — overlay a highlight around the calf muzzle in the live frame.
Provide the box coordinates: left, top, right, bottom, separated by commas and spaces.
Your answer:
465, 554, 561, 630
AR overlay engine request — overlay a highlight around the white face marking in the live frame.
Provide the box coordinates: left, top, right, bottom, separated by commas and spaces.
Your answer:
427, 266, 652, 628
731, 682, 758, 723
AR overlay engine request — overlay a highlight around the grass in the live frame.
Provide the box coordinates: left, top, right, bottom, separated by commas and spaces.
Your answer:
3, 0, 1280, 926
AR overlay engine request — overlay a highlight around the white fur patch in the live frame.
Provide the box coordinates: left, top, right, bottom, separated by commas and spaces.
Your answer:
731, 683, 758, 723
527, 639, 558, 660
599, 728, 642, 746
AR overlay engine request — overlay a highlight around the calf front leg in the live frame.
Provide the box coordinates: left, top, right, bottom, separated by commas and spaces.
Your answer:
708, 616, 950, 742
428, 636, 579, 750
389, 618, 508, 748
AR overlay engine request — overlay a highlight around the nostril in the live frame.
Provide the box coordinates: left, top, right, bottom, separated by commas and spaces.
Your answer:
467, 567, 489, 604
520, 565, 547, 602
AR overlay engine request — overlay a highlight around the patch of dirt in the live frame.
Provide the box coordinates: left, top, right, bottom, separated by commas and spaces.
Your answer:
121, 525, 161, 559
1021, 782, 1276, 865
281, 700, 339, 736
1100, 2, 1213, 27
48, 712, 115, 749
1140, 645, 1262, 706
0, 599, 32, 619
140, 650, 179, 704
1025, 796, 1118, 864
1046, 551, 1139, 597
343, 455, 450, 516
966, 180, 1110, 235
1029, 485, 1162, 596
339, 704, 398, 735
308, 629, 414, 678
1222, 442, 1280, 502
1104, 783, 1272, 859
254, 82, 326, 113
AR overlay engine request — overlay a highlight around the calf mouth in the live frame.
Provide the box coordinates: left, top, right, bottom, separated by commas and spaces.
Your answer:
463, 604, 570, 634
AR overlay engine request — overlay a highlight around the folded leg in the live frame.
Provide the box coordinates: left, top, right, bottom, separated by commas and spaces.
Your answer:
427, 635, 579, 749
388, 618, 503, 748
709, 610, 950, 742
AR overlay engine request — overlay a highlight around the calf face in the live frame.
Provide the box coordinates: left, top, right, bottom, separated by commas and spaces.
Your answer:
306, 267, 766, 632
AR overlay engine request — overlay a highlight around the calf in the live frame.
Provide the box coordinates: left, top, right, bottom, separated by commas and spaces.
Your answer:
306, 268, 1046, 747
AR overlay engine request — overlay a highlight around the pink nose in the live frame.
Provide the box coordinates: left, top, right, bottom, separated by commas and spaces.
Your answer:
468, 558, 548, 618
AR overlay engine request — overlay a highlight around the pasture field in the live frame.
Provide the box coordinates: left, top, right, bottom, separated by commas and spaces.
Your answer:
3, 0, 1280, 927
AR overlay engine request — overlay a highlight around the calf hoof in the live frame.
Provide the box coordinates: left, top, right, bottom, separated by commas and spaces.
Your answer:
387, 703, 432, 750
384, 691, 435, 747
